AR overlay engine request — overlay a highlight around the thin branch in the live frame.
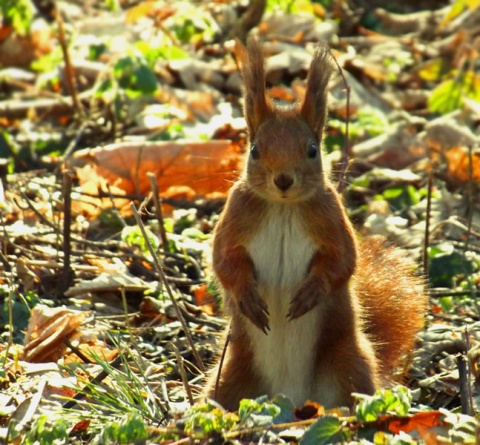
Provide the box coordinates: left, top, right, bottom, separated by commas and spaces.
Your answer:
147, 172, 169, 251
130, 202, 205, 373
171, 343, 194, 406
423, 168, 434, 278
214, 326, 231, 401
55, 10, 84, 117
59, 161, 75, 297
329, 50, 351, 193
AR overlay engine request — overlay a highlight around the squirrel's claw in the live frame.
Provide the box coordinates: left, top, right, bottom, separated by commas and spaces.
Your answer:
239, 292, 270, 334
287, 284, 322, 320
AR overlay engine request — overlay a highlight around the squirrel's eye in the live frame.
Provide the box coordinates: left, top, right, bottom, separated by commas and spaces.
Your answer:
307, 142, 318, 159
250, 144, 260, 160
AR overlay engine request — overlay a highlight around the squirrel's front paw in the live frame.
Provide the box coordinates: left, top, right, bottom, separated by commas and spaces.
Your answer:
287, 279, 326, 320
238, 290, 270, 334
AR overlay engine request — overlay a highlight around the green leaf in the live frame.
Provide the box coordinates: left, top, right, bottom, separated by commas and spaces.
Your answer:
271, 394, 296, 424
428, 71, 480, 115
237, 396, 280, 427
355, 387, 412, 422
0, 0, 34, 35
182, 402, 239, 435
428, 243, 475, 287
114, 54, 158, 97
300, 415, 345, 445
121, 225, 160, 256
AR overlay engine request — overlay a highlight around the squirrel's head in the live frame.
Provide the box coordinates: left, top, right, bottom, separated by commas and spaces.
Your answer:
234, 37, 333, 203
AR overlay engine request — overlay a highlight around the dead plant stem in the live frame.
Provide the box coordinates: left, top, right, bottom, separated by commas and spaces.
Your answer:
130, 202, 205, 372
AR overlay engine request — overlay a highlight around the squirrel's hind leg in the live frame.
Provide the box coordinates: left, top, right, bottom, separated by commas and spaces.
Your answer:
204, 336, 265, 412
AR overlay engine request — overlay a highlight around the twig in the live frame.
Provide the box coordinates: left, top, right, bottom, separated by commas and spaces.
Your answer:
171, 343, 194, 406
105, 184, 127, 228
130, 202, 205, 372
423, 169, 433, 278
55, 10, 84, 117
147, 172, 169, 250
65, 339, 94, 364
329, 50, 351, 193
214, 326, 231, 401
63, 121, 89, 159
463, 144, 474, 261
59, 160, 75, 297
429, 290, 480, 298
457, 354, 474, 416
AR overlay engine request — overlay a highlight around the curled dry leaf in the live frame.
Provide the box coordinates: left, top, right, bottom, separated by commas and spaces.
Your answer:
23, 305, 91, 363
64, 271, 149, 297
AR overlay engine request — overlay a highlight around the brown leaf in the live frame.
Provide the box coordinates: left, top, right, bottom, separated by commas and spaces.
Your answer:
294, 400, 325, 419
23, 305, 90, 363
73, 140, 242, 201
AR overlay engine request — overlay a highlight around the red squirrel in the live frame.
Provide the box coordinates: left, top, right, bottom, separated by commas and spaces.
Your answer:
205, 37, 428, 411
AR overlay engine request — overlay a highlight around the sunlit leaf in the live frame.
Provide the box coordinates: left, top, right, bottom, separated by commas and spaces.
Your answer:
428, 71, 480, 115
300, 415, 345, 445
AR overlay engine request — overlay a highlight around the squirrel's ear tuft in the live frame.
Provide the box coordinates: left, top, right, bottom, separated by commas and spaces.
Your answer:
234, 36, 271, 138
300, 44, 334, 141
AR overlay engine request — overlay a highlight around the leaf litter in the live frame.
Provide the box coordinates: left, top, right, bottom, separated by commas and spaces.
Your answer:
0, 0, 480, 443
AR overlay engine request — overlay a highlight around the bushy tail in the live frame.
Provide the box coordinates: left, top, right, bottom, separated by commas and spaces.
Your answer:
356, 236, 428, 375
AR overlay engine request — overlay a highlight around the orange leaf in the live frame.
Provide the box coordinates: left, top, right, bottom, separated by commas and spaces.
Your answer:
70, 419, 91, 433
387, 411, 444, 434
445, 146, 480, 184
193, 284, 216, 315
295, 400, 325, 420
73, 140, 243, 200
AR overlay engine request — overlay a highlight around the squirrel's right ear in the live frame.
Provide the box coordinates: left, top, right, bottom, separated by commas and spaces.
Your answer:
300, 45, 334, 141
234, 37, 271, 138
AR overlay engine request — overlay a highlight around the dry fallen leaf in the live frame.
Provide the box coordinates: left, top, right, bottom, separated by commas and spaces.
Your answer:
445, 146, 480, 185
387, 411, 444, 434
23, 305, 90, 363
73, 140, 242, 199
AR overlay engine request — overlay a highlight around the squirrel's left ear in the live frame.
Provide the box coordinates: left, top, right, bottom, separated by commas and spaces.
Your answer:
300, 45, 334, 141
234, 36, 272, 139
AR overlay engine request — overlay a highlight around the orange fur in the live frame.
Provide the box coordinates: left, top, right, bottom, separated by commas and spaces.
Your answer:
204, 37, 427, 411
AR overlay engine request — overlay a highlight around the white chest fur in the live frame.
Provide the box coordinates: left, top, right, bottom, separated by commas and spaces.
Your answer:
245, 204, 322, 406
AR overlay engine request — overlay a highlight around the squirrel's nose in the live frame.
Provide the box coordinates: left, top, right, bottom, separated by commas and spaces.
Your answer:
274, 173, 294, 191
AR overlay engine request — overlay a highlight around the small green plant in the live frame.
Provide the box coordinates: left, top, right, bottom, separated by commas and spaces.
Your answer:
355, 386, 412, 422
92, 413, 148, 445
0, 290, 40, 343
23, 415, 70, 445
167, 5, 218, 44
327, 107, 389, 151
113, 53, 158, 98
428, 71, 480, 115
428, 243, 477, 288
378, 184, 421, 213
237, 396, 281, 426
0, 0, 34, 35
182, 402, 239, 435
121, 225, 160, 257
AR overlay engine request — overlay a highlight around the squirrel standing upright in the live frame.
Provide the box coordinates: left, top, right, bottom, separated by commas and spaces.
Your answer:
204, 37, 428, 411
